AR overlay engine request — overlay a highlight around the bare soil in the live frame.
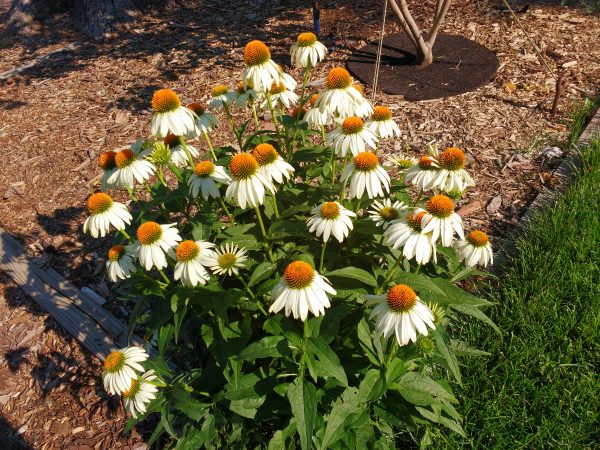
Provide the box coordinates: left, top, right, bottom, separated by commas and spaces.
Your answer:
0, 0, 598, 447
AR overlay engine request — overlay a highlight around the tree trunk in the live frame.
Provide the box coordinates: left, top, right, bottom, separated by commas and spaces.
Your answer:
6, 0, 140, 41
72, 0, 138, 40
6, 0, 55, 35
416, 45, 433, 68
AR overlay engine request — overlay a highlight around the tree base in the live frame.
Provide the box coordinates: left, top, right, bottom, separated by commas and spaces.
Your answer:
346, 33, 499, 101
5, 0, 139, 40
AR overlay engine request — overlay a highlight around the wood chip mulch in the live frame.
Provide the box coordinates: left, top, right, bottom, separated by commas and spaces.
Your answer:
0, 0, 598, 447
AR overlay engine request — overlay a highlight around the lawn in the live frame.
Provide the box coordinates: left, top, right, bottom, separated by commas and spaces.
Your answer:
434, 131, 600, 448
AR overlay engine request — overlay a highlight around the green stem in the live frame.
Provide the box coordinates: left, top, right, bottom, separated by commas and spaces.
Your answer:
265, 92, 282, 143
339, 156, 350, 199
355, 197, 362, 215
218, 197, 234, 225
178, 136, 196, 169
385, 338, 398, 366
126, 186, 139, 203
236, 274, 268, 316
288, 67, 312, 157
202, 131, 217, 161
119, 229, 132, 242
157, 166, 168, 187
223, 103, 242, 150
299, 319, 309, 380
271, 195, 280, 219
377, 256, 402, 294
255, 206, 275, 263
143, 181, 154, 196
158, 269, 170, 285
319, 240, 327, 273
251, 103, 261, 129
413, 189, 424, 207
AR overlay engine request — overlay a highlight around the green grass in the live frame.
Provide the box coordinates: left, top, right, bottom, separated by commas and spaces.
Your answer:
432, 135, 600, 449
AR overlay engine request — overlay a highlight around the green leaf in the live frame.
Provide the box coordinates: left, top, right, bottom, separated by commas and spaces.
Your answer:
248, 262, 277, 287
450, 339, 491, 357
384, 358, 406, 384
391, 272, 447, 297
415, 406, 465, 436
225, 372, 275, 419
190, 215, 215, 241
222, 233, 263, 250
319, 388, 362, 449
434, 331, 462, 386
307, 337, 348, 386
431, 278, 494, 307
169, 384, 210, 422
238, 336, 292, 361
222, 223, 257, 236
393, 372, 457, 407
288, 379, 318, 450
357, 318, 382, 366
358, 369, 386, 403
326, 267, 377, 287
268, 220, 312, 240
451, 303, 500, 334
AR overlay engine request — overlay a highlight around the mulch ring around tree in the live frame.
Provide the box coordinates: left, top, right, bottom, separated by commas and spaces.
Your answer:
347, 33, 500, 101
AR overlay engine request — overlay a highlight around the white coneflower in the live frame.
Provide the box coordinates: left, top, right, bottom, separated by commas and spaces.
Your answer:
173, 240, 216, 287
305, 107, 333, 129
327, 116, 378, 157
208, 84, 238, 110
454, 230, 494, 268
290, 32, 328, 68
385, 153, 418, 170
280, 69, 298, 92
368, 198, 407, 229
420, 195, 464, 247
122, 370, 159, 418
131, 222, 182, 271
106, 244, 136, 282
384, 210, 437, 265
206, 242, 248, 276
307, 201, 356, 243
150, 89, 196, 138
243, 40, 283, 93
341, 151, 390, 199
403, 155, 440, 191
262, 81, 298, 110
252, 143, 295, 184
365, 106, 401, 139
186, 103, 220, 137
431, 147, 475, 194
225, 152, 275, 209
188, 160, 231, 200
351, 84, 374, 118
235, 81, 259, 109
270, 260, 336, 321
83, 193, 132, 238
366, 284, 435, 346
102, 346, 149, 395
314, 67, 364, 118
163, 134, 199, 168
107, 149, 156, 189
98, 150, 118, 191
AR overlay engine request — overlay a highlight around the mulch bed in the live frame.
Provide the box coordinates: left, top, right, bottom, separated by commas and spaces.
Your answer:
0, 0, 598, 447
347, 33, 500, 100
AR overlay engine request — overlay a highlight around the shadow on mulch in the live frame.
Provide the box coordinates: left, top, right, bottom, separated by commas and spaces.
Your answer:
0, 0, 307, 106
0, 415, 33, 450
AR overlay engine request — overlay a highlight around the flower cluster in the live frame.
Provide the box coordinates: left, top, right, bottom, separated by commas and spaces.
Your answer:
83, 33, 496, 444
102, 346, 158, 417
